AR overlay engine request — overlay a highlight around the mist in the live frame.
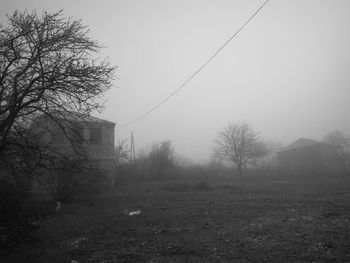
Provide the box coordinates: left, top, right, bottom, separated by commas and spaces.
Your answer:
1, 0, 350, 163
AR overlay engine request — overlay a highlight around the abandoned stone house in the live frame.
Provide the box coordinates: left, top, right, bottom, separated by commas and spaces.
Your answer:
34, 113, 116, 185
278, 138, 347, 175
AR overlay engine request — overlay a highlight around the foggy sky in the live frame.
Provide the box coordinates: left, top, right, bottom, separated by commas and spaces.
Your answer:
1, 0, 350, 163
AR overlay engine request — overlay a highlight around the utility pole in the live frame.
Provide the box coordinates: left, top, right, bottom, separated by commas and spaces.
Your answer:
130, 132, 136, 165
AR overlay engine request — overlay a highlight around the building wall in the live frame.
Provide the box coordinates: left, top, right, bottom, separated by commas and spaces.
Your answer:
278, 145, 323, 173
35, 118, 116, 185
278, 144, 346, 175
85, 123, 116, 185
87, 123, 115, 159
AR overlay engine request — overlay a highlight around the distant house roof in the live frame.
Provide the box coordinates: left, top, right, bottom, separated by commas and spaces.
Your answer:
279, 138, 333, 152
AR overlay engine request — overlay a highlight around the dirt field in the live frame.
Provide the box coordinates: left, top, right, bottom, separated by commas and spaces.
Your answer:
1, 172, 350, 263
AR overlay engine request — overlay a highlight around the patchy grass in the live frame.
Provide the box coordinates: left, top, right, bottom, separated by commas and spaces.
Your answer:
162, 181, 212, 192
1, 173, 350, 262
162, 181, 194, 192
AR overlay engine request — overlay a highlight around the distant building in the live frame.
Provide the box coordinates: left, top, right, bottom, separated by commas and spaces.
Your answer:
277, 138, 346, 174
33, 113, 116, 185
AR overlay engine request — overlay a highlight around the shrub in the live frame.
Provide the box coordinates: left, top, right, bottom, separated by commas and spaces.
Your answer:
136, 140, 177, 180
36, 157, 107, 202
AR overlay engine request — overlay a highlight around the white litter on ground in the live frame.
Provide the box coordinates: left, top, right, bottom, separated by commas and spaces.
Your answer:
123, 210, 141, 216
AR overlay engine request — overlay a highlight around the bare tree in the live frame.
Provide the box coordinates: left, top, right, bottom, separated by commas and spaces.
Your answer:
0, 10, 115, 215
0, 10, 115, 158
35, 156, 107, 202
213, 122, 267, 176
324, 130, 350, 169
324, 130, 350, 150
115, 139, 129, 165
148, 140, 175, 178
252, 140, 284, 169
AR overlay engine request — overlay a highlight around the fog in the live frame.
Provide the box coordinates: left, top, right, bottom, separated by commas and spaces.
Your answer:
2, 0, 350, 163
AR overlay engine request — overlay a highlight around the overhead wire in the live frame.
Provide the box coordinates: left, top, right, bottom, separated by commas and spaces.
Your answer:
116, 0, 270, 128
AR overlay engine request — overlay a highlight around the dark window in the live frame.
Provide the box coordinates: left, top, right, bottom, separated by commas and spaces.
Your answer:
90, 127, 102, 145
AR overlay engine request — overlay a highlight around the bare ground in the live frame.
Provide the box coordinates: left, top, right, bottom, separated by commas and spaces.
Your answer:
1, 173, 350, 262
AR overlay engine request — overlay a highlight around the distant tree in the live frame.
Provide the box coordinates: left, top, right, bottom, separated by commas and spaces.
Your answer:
213, 122, 268, 176
324, 130, 350, 150
115, 139, 129, 165
0, 10, 115, 216
112, 138, 129, 183
252, 140, 284, 169
148, 140, 175, 178
323, 130, 350, 168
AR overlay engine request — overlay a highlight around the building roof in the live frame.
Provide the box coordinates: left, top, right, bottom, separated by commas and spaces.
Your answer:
279, 138, 322, 152
36, 111, 116, 126
76, 114, 116, 125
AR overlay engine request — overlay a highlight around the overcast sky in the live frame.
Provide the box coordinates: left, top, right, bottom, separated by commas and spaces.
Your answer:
1, 0, 350, 163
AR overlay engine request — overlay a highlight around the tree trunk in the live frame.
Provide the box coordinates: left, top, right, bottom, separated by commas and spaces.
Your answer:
237, 162, 243, 181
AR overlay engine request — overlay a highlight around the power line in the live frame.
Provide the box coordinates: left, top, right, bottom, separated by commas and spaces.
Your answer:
116, 0, 270, 128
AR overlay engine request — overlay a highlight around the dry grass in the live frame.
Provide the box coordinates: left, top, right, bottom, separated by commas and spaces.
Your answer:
1, 172, 350, 262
